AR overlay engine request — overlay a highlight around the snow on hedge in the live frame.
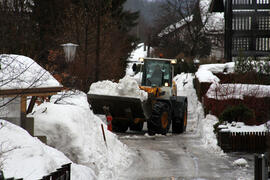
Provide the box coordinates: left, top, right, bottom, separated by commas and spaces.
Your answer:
31, 91, 133, 179
206, 83, 270, 100
0, 54, 61, 89
88, 75, 148, 101
233, 158, 249, 167
219, 122, 267, 133
195, 62, 235, 83
0, 120, 95, 180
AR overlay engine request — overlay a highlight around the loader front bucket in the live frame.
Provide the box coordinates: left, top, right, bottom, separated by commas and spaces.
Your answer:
87, 94, 146, 119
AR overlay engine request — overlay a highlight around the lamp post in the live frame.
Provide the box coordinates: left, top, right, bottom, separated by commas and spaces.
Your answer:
61, 43, 79, 63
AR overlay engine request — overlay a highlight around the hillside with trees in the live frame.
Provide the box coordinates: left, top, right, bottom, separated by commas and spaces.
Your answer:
0, 0, 139, 92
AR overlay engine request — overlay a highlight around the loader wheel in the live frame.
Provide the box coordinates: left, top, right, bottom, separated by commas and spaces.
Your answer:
112, 119, 129, 133
147, 101, 171, 135
130, 121, 144, 131
172, 106, 187, 134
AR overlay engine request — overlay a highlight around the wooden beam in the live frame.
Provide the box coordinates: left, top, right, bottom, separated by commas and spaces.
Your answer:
0, 87, 65, 96
27, 96, 37, 114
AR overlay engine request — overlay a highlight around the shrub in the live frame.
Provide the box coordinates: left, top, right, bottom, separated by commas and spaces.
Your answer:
234, 55, 270, 75
219, 104, 255, 123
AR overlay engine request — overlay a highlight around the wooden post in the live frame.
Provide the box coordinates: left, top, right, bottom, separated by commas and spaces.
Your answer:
20, 96, 27, 129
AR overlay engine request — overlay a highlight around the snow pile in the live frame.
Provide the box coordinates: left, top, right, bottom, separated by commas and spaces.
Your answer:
31, 91, 133, 179
200, 115, 224, 154
0, 54, 61, 89
0, 120, 95, 180
219, 122, 267, 133
195, 62, 235, 83
233, 158, 249, 167
174, 73, 204, 133
206, 83, 270, 100
88, 75, 148, 101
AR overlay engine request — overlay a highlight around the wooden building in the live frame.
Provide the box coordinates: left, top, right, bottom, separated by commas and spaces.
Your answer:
210, 0, 270, 61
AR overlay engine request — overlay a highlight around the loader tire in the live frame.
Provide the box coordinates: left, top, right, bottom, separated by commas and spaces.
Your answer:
130, 122, 144, 131
147, 101, 171, 135
172, 106, 187, 134
112, 119, 128, 133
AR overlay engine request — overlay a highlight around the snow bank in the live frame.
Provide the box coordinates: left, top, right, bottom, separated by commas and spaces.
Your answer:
195, 62, 235, 83
174, 73, 205, 133
0, 120, 95, 180
206, 83, 270, 100
233, 158, 249, 167
200, 115, 224, 155
88, 75, 148, 101
0, 54, 61, 89
219, 122, 267, 133
31, 91, 133, 179
174, 73, 224, 154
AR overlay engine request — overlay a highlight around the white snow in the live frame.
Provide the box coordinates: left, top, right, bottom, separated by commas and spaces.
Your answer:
88, 75, 148, 102
206, 83, 270, 100
200, 115, 224, 154
0, 54, 61, 89
174, 73, 223, 155
126, 43, 150, 76
0, 120, 95, 180
195, 70, 220, 83
233, 158, 249, 167
200, 0, 224, 32
219, 122, 267, 133
158, 15, 194, 37
195, 62, 235, 83
31, 91, 133, 179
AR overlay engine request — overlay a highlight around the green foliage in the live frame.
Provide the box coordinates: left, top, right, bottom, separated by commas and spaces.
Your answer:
174, 60, 197, 74
219, 104, 255, 123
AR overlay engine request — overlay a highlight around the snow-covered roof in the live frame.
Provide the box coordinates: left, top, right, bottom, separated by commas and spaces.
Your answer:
0, 54, 61, 90
158, 0, 224, 37
158, 15, 194, 37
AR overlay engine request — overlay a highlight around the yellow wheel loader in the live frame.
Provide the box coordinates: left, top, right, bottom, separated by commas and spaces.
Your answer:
88, 57, 188, 135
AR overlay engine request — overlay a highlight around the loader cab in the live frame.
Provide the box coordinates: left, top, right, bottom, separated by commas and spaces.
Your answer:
140, 58, 176, 87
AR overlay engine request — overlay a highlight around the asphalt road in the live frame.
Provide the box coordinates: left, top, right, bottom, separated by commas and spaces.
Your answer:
117, 127, 254, 180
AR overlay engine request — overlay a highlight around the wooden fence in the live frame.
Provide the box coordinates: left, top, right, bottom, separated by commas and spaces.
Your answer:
0, 163, 71, 180
218, 130, 269, 152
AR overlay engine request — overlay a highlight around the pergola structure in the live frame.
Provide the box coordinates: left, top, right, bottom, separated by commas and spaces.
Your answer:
210, 0, 270, 61
0, 55, 64, 138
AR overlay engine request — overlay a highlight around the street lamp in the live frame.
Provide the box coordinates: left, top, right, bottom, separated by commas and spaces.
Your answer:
61, 43, 79, 63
